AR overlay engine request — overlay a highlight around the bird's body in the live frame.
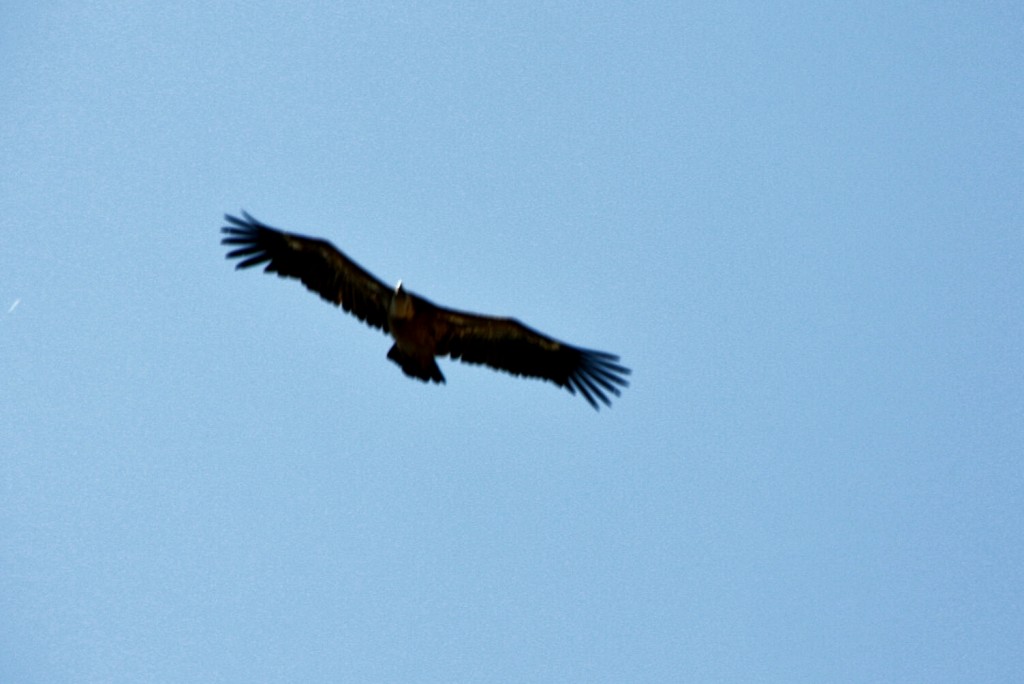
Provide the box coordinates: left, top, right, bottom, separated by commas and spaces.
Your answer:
385, 284, 446, 383
221, 212, 629, 408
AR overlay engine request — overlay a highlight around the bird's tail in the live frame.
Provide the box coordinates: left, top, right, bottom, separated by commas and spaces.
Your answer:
386, 344, 446, 384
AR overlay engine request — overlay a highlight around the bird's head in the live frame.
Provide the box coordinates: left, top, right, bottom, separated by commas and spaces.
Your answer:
389, 280, 414, 320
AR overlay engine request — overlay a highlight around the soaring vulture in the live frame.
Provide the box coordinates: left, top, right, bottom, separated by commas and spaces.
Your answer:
221, 212, 630, 409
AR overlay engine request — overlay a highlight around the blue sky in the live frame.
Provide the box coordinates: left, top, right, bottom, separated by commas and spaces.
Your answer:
2, 2, 1022, 681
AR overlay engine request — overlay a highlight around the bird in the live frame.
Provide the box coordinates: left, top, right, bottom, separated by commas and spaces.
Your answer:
221, 212, 630, 409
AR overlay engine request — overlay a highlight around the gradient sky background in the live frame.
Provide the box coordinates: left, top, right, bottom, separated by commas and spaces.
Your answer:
2, 2, 1022, 682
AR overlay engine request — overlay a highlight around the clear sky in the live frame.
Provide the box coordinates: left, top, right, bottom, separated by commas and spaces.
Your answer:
2, 2, 1022, 682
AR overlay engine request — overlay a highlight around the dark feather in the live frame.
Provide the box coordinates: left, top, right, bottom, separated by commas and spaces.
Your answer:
221, 212, 393, 332
428, 304, 631, 409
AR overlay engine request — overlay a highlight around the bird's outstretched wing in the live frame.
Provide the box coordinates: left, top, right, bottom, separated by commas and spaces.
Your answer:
221, 212, 393, 332
423, 301, 631, 409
